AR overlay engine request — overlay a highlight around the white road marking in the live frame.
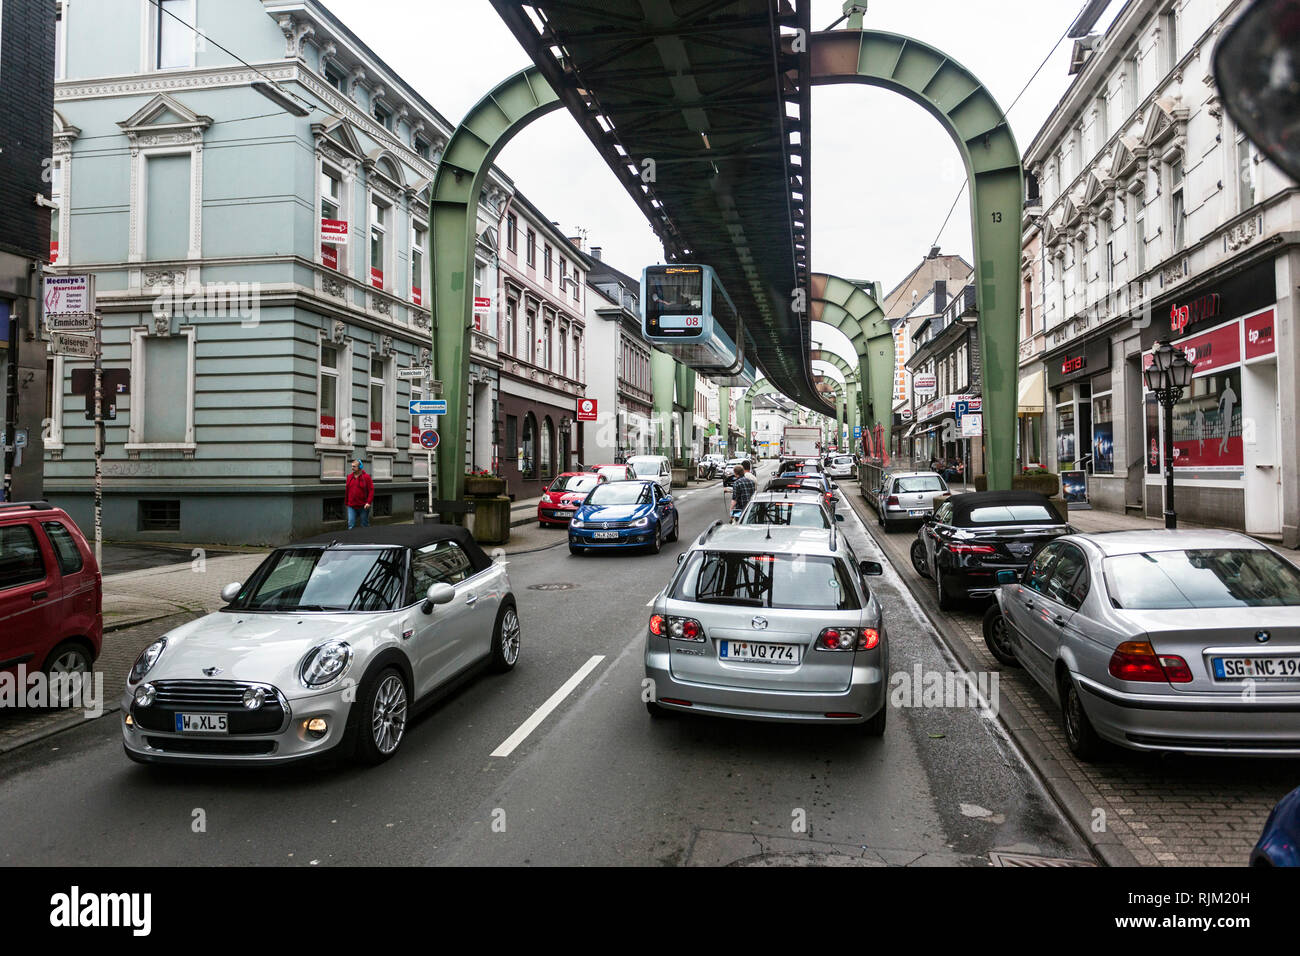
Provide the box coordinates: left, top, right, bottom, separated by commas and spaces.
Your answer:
490, 654, 606, 757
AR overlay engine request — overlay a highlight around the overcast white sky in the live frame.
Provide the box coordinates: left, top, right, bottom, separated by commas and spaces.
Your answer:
326, 0, 1118, 292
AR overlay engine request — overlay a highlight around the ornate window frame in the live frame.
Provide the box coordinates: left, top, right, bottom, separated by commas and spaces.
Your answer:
125, 324, 197, 457
119, 93, 210, 292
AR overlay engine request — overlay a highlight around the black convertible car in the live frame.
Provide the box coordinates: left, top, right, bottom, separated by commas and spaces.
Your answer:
910, 491, 1072, 610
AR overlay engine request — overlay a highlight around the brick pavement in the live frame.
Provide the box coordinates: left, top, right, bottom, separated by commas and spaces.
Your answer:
848, 484, 1299, 867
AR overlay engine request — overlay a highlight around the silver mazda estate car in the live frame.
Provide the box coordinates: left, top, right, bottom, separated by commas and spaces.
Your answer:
122, 525, 518, 766
644, 523, 888, 732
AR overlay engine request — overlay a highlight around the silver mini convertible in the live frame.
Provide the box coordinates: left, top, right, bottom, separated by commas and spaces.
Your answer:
988, 529, 1300, 759
644, 523, 888, 732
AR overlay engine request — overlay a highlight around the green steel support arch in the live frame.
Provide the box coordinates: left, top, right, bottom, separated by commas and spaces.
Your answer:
810, 274, 892, 451
430, 67, 562, 508
811, 352, 859, 444
810, 31, 1023, 488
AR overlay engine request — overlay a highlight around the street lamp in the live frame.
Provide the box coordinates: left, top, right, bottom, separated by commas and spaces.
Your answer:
1142, 339, 1195, 529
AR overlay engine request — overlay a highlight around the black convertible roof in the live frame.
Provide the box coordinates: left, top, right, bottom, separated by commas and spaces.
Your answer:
948, 491, 1064, 526
294, 523, 492, 573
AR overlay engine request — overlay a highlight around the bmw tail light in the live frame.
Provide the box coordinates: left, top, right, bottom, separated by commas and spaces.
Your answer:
1108, 641, 1191, 683
1158, 654, 1193, 683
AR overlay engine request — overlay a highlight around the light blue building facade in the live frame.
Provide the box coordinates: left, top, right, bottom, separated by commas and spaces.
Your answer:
45, 0, 510, 544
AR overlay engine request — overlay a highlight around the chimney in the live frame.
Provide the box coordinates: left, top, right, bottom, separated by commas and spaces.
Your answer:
569, 235, 582, 250
590, 246, 602, 260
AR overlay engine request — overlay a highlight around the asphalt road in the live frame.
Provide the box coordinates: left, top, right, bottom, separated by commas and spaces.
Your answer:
0, 463, 1091, 866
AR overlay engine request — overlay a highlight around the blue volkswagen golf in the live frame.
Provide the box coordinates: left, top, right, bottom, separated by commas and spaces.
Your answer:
568, 479, 679, 555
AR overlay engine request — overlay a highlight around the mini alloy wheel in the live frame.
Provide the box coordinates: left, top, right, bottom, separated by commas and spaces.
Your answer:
372, 674, 407, 754
491, 604, 521, 672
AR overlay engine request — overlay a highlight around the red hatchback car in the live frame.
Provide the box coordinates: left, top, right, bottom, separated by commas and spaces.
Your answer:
538, 471, 603, 527
0, 501, 102, 685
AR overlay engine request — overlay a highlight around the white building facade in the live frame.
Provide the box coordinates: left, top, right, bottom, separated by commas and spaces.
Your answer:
1024, 0, 1299, 543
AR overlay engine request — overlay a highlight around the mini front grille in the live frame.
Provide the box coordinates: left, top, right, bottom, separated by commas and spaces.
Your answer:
152, 679, 282, 707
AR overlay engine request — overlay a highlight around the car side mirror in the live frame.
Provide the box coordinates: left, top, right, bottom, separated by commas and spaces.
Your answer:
835, 513, 845, 522
831, 483, 839, 490
220, 582, 242, 603
997, 569, 1019, 585
677, 552, 686, 565
858, 560, 883, 576
422, 582, 456, 614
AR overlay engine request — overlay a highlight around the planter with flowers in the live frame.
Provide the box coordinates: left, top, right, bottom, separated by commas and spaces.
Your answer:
464, 469, 506, 498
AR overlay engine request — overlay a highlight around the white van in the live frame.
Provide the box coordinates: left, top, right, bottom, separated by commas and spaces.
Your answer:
626, 455, 672, 494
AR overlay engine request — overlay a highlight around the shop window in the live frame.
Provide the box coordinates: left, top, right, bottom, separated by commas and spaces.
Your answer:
521, 413, 537, 480
540, 417, 554, 481
1056, 401, 1076, 466
505, 415, 517, 464
1092, 394, 1114, 474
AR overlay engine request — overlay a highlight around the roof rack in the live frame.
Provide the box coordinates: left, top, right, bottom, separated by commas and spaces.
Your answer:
0, 500, 55, 512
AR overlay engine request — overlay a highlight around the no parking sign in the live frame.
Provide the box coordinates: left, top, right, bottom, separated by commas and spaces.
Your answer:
420, 430, 439, 450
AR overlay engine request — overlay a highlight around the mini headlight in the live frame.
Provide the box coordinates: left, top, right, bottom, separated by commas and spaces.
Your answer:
300, 641, 353, 688
129, 639, 167, 684
133, 683, 157, 707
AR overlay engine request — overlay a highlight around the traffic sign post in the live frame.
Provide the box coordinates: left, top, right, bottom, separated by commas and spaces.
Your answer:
420, 431, 440, 521
45, 276, 104, 565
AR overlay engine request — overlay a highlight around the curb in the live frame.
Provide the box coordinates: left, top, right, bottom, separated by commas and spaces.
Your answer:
844, 486, 1139, 868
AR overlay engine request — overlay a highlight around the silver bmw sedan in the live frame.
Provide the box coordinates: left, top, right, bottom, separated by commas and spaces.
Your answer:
988, 529, 1300, 759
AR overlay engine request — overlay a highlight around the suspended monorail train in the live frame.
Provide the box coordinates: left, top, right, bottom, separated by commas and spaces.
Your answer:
641, 264, 755, 387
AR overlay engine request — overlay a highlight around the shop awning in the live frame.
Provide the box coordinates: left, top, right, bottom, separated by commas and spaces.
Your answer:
1018, 367, 1045, 415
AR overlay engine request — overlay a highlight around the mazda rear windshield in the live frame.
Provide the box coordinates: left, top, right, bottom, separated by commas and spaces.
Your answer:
1103, 549, 1300, 609
671, 552, 859, 610
230, 547, 406, 612
741, 502, 830, 528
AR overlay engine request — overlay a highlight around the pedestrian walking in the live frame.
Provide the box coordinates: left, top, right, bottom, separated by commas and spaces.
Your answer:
345, 459, 373, 529
729, 464, 755, 522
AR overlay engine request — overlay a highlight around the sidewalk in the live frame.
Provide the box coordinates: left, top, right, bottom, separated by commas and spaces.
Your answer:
848, 483, 1299, 866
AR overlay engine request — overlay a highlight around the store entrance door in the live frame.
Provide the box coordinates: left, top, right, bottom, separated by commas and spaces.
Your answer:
1243, 359, 1282, 535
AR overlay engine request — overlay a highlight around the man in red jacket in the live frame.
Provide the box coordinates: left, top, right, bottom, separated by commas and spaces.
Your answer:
345, 459, 374, 528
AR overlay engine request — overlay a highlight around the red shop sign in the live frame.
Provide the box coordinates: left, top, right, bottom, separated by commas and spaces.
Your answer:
1144, 322, 1241, 375
320, 414, 337, 439
1244, 309, 1276, 360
